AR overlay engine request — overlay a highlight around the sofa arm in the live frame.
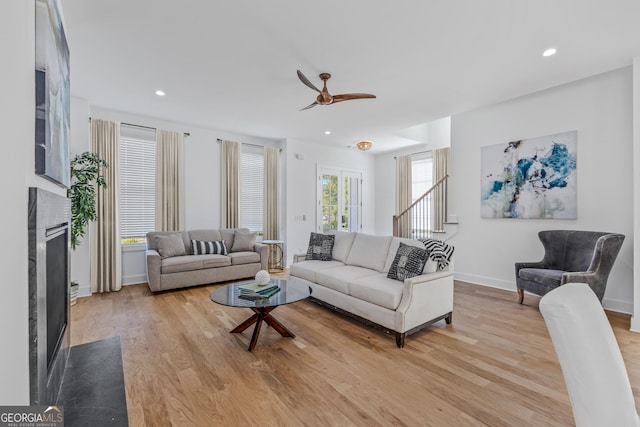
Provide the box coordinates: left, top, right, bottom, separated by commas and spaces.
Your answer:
404, 268, 454, 287
293, 253, 307, 263
515, 261, 545, 276
146, 249, 162, 292
395, 267, 455, 332
254, 243, 268, 270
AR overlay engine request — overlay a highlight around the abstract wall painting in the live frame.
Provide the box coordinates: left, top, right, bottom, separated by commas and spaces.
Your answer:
35, 0, 71, 188
480, 130, 577, 219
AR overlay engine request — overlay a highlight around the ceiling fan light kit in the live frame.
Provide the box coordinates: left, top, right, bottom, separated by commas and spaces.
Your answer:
356, 140, 373, 151
297, 70, 376, 110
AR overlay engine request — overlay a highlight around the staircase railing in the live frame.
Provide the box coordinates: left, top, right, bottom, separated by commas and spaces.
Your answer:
393, 175, 448, 239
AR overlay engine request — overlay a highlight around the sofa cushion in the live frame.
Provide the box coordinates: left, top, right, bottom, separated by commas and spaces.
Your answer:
147, 231, 189, 252
220, 228, 250, 252
188, 230, 223, 248
315, 265, 379, 294
191, 239, 227, 255
161, 254, 231, 274
305, 232, 335, 261
345, 233, 393, 272
155, 233, 187, 258
231, 230, 256, 252
519, 268, 564, 288
290, 260, 344, 283
202, 255, 233, 269
228, 251, 260, 265
387, 243, 429, 281
349, 274, 405, 310
383, 237, 425, 272
328, 230, 357, 262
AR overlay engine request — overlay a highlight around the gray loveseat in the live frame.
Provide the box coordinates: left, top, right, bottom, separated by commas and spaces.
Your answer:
146, 228, 267, 292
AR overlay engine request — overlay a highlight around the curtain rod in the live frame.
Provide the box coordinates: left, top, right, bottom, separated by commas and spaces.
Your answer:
217, 138, 282, 152
89, 118, 190, 137
394, 149, 431, 159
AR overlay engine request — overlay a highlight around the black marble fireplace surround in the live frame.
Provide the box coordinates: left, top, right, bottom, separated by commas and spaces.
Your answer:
28, 187, 71, 405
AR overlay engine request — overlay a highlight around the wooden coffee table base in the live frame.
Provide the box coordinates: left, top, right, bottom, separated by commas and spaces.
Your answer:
230, 306, 295, 351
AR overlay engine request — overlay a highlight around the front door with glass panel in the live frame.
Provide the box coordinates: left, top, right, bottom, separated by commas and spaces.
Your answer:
317, 168, 362, 233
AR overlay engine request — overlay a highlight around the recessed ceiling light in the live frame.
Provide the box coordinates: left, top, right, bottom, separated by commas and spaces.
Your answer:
542, 48, 557, 57
324, 130, 331, 135
155, 90, 166, 96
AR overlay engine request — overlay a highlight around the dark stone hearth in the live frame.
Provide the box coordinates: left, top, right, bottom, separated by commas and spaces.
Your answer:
57, 336, 128, 427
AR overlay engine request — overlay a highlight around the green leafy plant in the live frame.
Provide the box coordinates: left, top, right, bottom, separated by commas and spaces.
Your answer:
68, 152, 108, 249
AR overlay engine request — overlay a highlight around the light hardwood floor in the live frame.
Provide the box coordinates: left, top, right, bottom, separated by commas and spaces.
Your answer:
70, 280, 640, 426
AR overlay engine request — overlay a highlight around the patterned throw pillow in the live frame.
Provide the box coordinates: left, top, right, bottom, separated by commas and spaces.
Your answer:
420, 239, 455, 270
387, 242, 429, 281
191, 239, 227, 255
305, 232, 335, 261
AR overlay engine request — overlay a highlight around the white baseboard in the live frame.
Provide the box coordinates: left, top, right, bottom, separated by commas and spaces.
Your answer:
122, 274, 147, 286
454, 272, 632, 315
602, 298, 633, 315
76, 275, 147, 298
454, 272, 515, 291
78, 284, 92, 298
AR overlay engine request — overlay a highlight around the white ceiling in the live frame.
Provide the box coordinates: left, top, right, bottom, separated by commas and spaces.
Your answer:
60, 0, 640, 153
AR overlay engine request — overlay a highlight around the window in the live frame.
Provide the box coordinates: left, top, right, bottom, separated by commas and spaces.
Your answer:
240, 146, 263, 233
412, 154, 433, 200
317, 167, 362, 233
120, 134, 156, 244
411, 153, 433, 237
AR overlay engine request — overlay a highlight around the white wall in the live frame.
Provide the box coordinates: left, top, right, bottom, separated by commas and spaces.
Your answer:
632, 58, 640, 330
0, 0, 68, 403
0, 0, 33, 404
374, 116, 451, 235
449, 67, 634, 313
285, 139, 376, 265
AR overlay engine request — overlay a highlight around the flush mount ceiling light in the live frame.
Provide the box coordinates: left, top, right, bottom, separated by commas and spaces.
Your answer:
155, 90, 166, 96
356, 140, 373, 151
542, 47, 557, 57
324, 130, 331, 135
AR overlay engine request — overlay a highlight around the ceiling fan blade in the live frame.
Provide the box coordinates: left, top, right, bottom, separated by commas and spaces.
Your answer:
297, 70, 321, 93
332, 93, 376, 103
300, 101, 318, 111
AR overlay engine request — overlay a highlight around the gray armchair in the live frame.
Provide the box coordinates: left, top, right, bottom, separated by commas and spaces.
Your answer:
515, 230, 624, 304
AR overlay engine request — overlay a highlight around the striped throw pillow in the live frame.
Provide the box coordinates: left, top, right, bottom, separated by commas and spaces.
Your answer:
191, 239, 227, 255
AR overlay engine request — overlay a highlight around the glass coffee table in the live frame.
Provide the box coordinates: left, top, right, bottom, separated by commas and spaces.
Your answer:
210, 278, 311, 351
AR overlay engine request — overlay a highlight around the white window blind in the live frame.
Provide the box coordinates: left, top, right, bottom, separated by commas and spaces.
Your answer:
412, 154, 433, 202
120, 136, 156, 242
240, 147, 263, 233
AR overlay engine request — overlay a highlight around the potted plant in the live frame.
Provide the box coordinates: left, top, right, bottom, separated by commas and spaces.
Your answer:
68, 152, 108, 250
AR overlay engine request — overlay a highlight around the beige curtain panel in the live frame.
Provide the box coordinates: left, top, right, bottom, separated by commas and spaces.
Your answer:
395, 154, 413, 238
221, 140, 240, 228
263, 146, 280, 240
433, 147, 450, 231
156, 129, 185, 231
89, 118, 122, 293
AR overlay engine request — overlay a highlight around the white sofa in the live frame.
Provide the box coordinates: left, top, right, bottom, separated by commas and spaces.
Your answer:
290, 231, 454, 348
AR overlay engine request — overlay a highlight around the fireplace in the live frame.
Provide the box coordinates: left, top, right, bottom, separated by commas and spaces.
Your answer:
28, 187, 71, 405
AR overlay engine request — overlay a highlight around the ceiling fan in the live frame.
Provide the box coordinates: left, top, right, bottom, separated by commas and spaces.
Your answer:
297, 70, 376, 110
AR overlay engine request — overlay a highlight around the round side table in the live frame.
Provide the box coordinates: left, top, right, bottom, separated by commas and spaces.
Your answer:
261, 240, 285, 273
